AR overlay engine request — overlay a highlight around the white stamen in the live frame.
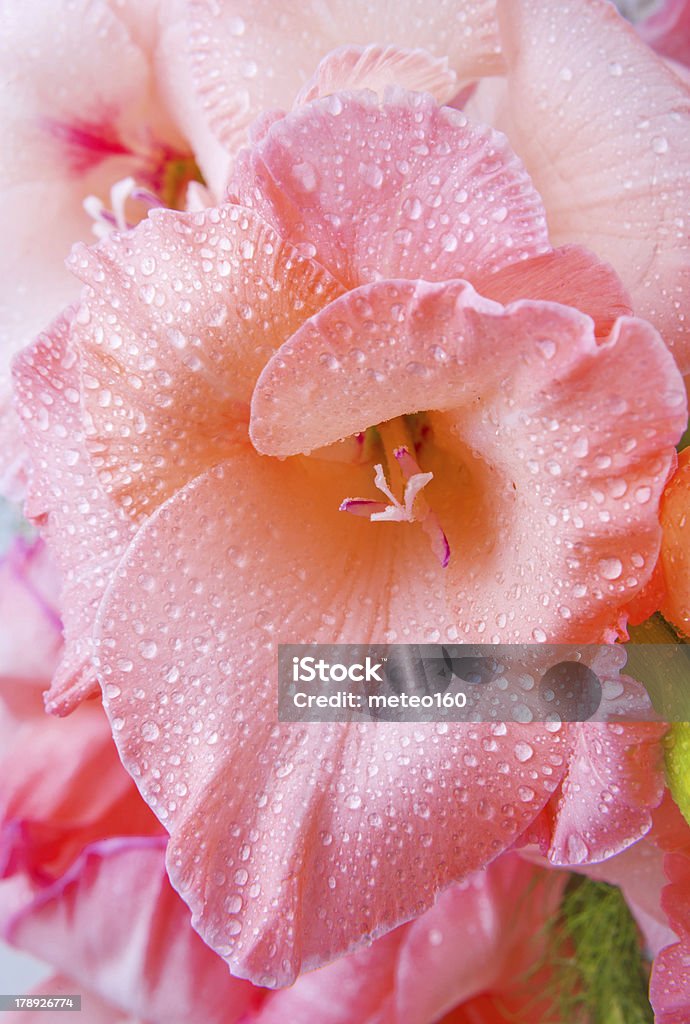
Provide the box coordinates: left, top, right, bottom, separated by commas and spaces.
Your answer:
83, 176, 163, 239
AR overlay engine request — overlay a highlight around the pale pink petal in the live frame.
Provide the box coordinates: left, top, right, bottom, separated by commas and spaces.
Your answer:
68, 204, 343, 517
0, 2, 157, 359
542, 721, 666, 866
473, 244, 632, 336
5, 838, 262, 1024
0, 875, 37, 930
251, 278, 685, 640
230, 92, 550, 289
295, 45, 458, 106
0, 538, 61, 685
0, 401, 28, 502
154, 0, 237, 199
639, 0, 690, 68
0, 0, 198, 387
95, 454, 571, 986
578, 833, 678, 956
485, 0, 690, 371
1, 974, 126, 1024
12, 312, 136, 714
188, 0, 501, 160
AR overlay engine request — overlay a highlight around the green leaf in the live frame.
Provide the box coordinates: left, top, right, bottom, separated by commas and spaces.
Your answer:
665, 723, 690, 828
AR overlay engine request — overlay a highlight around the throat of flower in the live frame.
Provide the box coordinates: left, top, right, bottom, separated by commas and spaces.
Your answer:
83, 157, 203, 238
340, 418, 450, 568
83, 176, 165, 238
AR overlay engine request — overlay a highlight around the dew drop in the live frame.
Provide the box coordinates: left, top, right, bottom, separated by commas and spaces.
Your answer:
142, 721, 160, 742
598, 557, 623, 581
139, 639, 158, 659
566, 833, 590, 863
514, 741, 534, 763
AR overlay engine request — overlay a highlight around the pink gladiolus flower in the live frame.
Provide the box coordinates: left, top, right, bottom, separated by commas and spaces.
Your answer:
5, 0, 690, 1003
15, 90, 686, 999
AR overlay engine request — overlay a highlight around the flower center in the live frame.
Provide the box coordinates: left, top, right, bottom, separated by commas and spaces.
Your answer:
83, 176, 165, 238
340, 416, 450, 567
83, 157, 203, 238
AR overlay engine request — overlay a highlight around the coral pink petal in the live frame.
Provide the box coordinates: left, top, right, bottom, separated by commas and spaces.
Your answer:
251, 277, 685, 641
490, 0, 690, 371
639, 0, 690, 68
651, 851, 690, 1023
94, 454, 571, 986
5, 838, 261, 1024
393, 854, 564, 1024
68, 205, 343, 518
12, 312, 136, 715
544, 721, 666, 866
251, 930, 403, 1024
189, 0, 501, 158
251, 854, 564, 1024
660, 447, 690, 636
0, 695, 162, 881
295, 44, 458, 106
230, 92, 550, 289
475, 244, 632, 336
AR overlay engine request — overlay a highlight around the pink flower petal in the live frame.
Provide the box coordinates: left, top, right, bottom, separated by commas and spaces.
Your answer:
251, 853, 565, 1024
651, 851, 690, 1023
5, 838, 261, 1024
542, 721, 666, 866
154, 1, 240, 200
578, 826, 677, 957
473, 244, 633, 337
94, 456, 571, 986
12, 312, 136, 714
485, 0, 690, 371
0, 538, 61, 686
295, 44, 459, 106
68, 205, 344, 517
230, 91, 550, 289
0, 0, 177, 363
638, 0, 690, 69
251, 277, 685, 640
0, 401, 28, 502
0, 693, 162, 883
188, 0, 502, 159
